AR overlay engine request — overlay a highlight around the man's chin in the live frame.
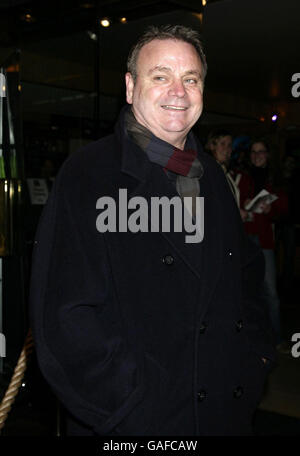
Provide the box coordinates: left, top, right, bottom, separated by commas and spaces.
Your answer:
160, 122, 192, 134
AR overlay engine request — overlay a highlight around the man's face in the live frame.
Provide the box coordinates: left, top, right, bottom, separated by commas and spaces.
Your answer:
250, 142, 268, 168
125, 39, 204, 149
212, 135, 232, 166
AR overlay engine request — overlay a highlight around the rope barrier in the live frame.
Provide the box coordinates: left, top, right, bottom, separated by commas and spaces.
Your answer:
0, 329, 34, 431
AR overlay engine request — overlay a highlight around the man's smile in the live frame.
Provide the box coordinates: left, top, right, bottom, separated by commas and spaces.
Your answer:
161, 105, 188, 111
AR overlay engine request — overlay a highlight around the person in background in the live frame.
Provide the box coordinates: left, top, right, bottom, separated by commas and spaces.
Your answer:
205, 130, 253, 222
243, 139, 289, 352
230, 135, 250, 174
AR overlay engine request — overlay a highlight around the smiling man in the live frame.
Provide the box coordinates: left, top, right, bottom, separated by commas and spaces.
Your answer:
125, 38, 204, 148
30, 25, 276, 436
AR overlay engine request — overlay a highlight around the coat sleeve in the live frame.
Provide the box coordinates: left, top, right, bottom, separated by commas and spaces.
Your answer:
240, 233, 277, 364
29, 170, 145, 435
214, 159, 276, 364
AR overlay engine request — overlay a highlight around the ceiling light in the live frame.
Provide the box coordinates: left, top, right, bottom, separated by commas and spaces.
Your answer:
272, 114, 278, 122
21, 12, 35, 23
202, 0, 207, 6
100, 18, 110, 27
120, 17, 127, 23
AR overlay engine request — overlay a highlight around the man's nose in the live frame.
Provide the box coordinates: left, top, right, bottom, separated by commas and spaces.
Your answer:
168, 79, 186, 97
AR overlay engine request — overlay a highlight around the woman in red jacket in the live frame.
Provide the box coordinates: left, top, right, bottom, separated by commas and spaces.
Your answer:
243, 140, 288, 349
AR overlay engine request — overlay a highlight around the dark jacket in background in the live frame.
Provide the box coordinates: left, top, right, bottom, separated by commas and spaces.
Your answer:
244, 166, 288, 249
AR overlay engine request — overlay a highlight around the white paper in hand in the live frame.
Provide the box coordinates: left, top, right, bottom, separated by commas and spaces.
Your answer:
245, 189, 278, 213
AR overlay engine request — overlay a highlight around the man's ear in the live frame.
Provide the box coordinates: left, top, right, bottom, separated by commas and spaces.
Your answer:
125, 72, 134, 104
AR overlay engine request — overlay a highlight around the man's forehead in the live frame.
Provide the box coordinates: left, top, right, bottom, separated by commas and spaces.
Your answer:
148, 65, 201, 76
136, 39, 202, 73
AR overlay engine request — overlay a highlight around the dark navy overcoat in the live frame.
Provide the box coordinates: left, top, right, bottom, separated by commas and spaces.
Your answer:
29, 107, 276, 436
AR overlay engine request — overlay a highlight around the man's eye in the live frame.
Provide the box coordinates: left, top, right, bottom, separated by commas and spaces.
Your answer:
154, 76, 166, 81
185, 78, 198, 84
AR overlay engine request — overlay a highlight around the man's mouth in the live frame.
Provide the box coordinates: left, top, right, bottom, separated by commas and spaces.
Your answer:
161, 105, 188, 111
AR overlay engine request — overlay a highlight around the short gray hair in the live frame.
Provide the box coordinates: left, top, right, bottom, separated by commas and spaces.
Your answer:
127, 24, 207, 82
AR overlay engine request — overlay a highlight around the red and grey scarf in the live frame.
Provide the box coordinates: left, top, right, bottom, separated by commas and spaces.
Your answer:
125, 107, 203, 206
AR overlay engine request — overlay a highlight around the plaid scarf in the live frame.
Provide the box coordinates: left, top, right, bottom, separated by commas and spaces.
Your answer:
125, 108, 203, 213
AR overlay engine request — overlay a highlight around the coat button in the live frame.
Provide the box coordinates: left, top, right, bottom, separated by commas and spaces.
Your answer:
235, 320, 243, 332
228, 250, 233, 258
162, 254, 174, 265
233, 386, 243, 399
199, 322, 207, 334
197, 390, 206, 402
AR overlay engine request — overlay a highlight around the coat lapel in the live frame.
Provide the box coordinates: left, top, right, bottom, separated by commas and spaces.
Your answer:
120, 131, 223, 315
195, 164, 223, 320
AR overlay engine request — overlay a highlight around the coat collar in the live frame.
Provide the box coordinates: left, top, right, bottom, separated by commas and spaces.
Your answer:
115, 104, 207, 183
114, 105, 151, 183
